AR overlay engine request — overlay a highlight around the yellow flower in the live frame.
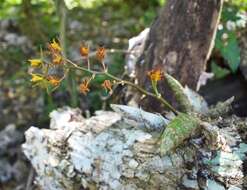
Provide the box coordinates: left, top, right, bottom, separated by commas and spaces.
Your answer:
52, 54, 63, 65
47, 76, 60, 86
28, 59, 42, 67
96, 46, 106, 62
30, 74, 44, 83
147, 68, 164, 82
102, 80, 112, 94
49, 39, 61, 52
79, 79, 90, 95
80, 45, 89, 57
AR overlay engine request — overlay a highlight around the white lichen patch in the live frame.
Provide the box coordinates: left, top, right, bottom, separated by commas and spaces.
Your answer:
49, 107, 85, 130
23, 107, 170, 190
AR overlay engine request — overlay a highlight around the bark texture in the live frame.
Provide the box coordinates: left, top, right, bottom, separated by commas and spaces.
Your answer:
137, 0, 223, 88
22, 107, 247, 190
240, 29, 247, 80
135, 0, 223, 111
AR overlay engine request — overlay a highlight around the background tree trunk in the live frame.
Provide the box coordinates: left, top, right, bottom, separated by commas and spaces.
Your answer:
136, 0, 223, 111
22, 0, 47, 43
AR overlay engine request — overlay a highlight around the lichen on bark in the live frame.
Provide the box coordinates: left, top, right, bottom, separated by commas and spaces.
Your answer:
22, 106, 247, 190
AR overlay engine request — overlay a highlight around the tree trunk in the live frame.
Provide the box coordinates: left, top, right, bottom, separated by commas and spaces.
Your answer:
22, 0, 47, 43
240, 29, 247, 80
136, 0, 223, 111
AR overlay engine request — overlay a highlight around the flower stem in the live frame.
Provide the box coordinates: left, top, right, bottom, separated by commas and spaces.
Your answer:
65, 58, 178, 115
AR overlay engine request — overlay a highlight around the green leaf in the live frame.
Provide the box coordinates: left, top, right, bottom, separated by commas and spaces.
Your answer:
221, 5, 239, 22
215, 32, 240, 73
211, 62, 230, 79
222, 33, 240, 72
160, 113, 200, 156
165, 73, 193, 113
64, 0, 79, 10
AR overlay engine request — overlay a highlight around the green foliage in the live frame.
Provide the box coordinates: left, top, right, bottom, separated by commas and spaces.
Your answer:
0, 0, 22, 19
229, 0, 247, 10
1, 0, 163, 123
160, 113, 200, 155
213, 2, 246, 76
215, 31, 241, 73
211, 61, 230, 79
64, 0, 108, 9
64, 0, 166, 10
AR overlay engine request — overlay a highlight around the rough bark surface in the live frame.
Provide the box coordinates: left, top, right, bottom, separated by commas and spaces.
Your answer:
22, 107, 247, 190
137, 0, 223, 88
240, 29, 247, 80
134, 0, 223, 111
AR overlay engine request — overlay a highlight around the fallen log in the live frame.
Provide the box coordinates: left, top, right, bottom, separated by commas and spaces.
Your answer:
22, 106, 247, 190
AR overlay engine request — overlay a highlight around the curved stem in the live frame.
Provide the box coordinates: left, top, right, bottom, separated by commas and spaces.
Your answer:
65, 58, 178, 115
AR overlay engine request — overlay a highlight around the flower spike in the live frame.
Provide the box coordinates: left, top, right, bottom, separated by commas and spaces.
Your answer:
79, 79, 90, 95
28, 59, 42, 67
80, 45, 89, 57
102, 80, 113, 94
47, 76, 60, 86
147, 68, 164, 82
49, 39, 61, 52
96, 46, 106, 62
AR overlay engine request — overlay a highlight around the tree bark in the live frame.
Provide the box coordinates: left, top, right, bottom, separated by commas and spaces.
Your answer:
136, 0, 223, 110
22, 0, 47, 42
240, 29, 247, 80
